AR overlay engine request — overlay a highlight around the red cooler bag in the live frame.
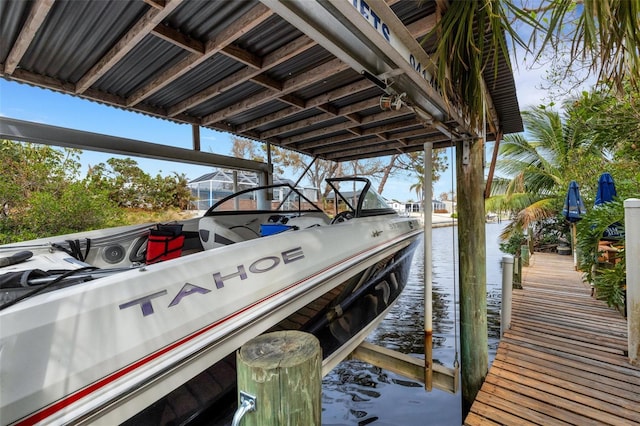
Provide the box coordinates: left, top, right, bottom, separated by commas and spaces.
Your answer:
146, 224, 185, 264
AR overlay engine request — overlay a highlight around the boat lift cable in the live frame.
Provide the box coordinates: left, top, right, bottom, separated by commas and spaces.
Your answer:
450, 139, 460, 370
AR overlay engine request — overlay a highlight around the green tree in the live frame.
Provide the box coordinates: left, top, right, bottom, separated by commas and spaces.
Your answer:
398, 150, 449, 202
230, 137, 306, 177
568, 85, 640, 193
428, 1, 640, 129
576, 199, 626, 310
86, 158, 192, 210
0, 140, 122, 243
487, 105, 606, 241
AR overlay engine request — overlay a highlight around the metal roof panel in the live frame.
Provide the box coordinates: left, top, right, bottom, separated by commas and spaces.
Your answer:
0, 0, 523, 164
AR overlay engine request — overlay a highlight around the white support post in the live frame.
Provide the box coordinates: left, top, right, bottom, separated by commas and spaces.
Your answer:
423, 142, 433, 391
501, 255, 514, 337
625, 198, 640, 365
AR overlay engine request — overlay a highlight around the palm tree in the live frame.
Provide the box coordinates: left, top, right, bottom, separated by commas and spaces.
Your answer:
487, 105, 604, 240
409, 179, 423, 203
428, 1, 640, 129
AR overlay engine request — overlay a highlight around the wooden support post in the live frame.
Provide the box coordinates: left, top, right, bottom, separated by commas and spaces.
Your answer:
625, 199, 640, 365
350, 342, 458, 394
191, 124, 200, 151
521, 244, 530, 267
484, 130, 502, 199
236, 331, 321, 426
456, 137, 488, 417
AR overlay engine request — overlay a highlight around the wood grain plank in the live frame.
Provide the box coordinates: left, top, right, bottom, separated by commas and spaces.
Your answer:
465, 253, 640, 426
475, 388, 574, 425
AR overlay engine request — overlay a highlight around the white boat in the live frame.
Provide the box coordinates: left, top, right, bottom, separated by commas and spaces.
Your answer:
0, 177, 421, 425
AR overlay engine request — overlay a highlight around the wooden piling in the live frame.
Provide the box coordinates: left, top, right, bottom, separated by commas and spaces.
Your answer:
457, 138, 488, 417
236, 330, 321, 426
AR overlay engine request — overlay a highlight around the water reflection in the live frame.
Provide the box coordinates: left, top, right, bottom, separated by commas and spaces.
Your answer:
322, 223, 507, 425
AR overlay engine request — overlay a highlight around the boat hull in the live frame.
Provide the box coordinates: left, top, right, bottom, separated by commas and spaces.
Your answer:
1, 216, 420, 425
126, 239, 419, 425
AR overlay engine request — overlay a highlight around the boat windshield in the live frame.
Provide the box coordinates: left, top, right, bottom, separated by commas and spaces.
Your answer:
206, 184, 322, 214
326, 177, 396, 217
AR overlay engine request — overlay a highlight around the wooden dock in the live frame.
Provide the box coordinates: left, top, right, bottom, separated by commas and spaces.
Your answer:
465, 252, 640, 425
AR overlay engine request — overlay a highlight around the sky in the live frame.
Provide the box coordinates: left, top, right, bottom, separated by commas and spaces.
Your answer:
0, 37, 559, 203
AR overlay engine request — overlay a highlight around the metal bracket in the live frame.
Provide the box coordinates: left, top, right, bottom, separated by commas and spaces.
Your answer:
231, 391, 257, 426
462, 139, 470, 165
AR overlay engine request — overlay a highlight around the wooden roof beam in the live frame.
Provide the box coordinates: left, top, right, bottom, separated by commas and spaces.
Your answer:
322, 141, 415, 160
259, 97, 379, 139
323, 134, 448, 161
4, 0, 55, 75
219, 44, 263, 69
8, 67, 196, 126
75, 0, 184, 94
126, 3, 272, 107
151, 23, 204, 54
292, 132, 367, 150
280, 108, 412, 146
202, 58, 349, 125
295, 123, 435, 153
260, 112, 335, 139
236, 79, 376, 132
167, 35, 316, 117
153, 22, 263, 69
142, 0, 165, 9
311, 119, 422, 155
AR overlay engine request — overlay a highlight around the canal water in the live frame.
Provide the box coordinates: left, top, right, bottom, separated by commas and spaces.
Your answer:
321, 222, 507, 425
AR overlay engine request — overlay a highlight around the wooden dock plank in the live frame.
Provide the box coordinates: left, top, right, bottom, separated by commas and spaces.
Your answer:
496, 344, 640, 388
474, 388, 575, 425
465, 253, 640, 426
475, 384, 587, 425
493, 350, 640, 401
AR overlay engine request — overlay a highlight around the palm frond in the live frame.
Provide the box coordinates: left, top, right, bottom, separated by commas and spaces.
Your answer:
533, 0, 640, 90
428, 1, 539, 129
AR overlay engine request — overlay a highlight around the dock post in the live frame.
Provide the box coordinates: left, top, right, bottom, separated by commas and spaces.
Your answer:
625, 199, 640, 365
236, 331, 321, 425
520, 244, 530, 267
456, 137, 488, 417
501, 255, 514, 336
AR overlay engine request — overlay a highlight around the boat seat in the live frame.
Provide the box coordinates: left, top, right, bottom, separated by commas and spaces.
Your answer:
199, 217, 251, 250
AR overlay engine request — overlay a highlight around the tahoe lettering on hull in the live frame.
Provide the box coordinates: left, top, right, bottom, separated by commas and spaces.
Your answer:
119, 247, 305, 317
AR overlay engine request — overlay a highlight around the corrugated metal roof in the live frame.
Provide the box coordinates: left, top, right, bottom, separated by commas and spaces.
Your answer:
1, 0, 522, 163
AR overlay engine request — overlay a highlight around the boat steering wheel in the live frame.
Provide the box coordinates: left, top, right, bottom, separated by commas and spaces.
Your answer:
331, 210, 354, 224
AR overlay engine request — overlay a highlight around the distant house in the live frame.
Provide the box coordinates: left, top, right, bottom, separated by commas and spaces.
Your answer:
188, 169, 317, 210
405, 202, 422, 215
187, 170, 257, 210
400, 199, 449, 216
388, 201, 407, 215
433, 199, 447, 213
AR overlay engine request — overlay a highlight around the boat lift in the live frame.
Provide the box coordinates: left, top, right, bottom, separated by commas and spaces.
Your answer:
0, 0, 512, 404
